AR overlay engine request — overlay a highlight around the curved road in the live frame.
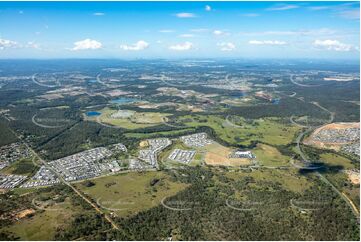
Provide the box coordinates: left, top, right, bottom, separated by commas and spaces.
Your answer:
290, 74, 322, 87
160, 197, 192, 211
32, 74, 58, 88
32, 114, 65, 129
288, 83, 359, 219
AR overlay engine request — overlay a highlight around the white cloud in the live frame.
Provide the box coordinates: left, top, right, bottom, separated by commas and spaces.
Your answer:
0, 38, 18, 50
205, 5, 212, 11
308, 6, 331, 11
217, 42, 236, 51
169, 42, 193, 51
213, 30, 229, 36
240, 28, 337, 37
71, 39, 102, 51
175, 12, 196, 18
267, 4, 299, 11
159, 29, 175, 33
179, 34, 194, 38
120, 40, 149, 51
313, 39, 353, 52
93, 12, 105, 16
26, 41, 40, 49
339, 10, 360, 20
249, 40, 287, 45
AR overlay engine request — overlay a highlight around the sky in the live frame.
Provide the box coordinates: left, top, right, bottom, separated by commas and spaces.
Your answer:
0, 1, 359, 59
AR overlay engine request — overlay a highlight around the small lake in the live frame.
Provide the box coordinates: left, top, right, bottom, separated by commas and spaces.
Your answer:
86, 111, 101, 117
272, 99, 280, 105
110, 97, 138, 104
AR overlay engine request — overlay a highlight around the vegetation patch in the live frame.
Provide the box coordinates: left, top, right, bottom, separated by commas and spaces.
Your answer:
75, 171, 188, 217
2, 158, 37, 176
86, 108, 171, 129
253, 143, 290, 166
177, 115, 300, 146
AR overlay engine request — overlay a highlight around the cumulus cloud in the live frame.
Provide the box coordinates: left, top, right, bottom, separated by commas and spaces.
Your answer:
71, 39, 102, 51
313, 39, 354, 51
93, 12, 105, 16
169, 42, 193, 51
120, 40, 149, 51
217, 42, 236, 51
0, 38, 18, 50
175, 12, 196, 18
205, 5, 212, 11
249, 40, 287, 45
267, 4, 299, 11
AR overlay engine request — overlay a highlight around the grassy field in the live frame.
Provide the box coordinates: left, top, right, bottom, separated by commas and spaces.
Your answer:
12, 187, 38, 196
86, 108, 171, 129
253, 144, 290, 166
75, 171, 188, 217
4, 198, 76, 240
226, 169, 312, 194
2, 158, 38, 176
178, 115, 300, 146
320, 153, 355, 169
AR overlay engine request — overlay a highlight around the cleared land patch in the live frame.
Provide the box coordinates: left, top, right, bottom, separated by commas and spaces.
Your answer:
3, 197, 77, 241
75, 171, 188, 217
204, 143, 252, 167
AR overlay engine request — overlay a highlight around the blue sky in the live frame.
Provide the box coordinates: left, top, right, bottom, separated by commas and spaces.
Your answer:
0, 1, 359, 59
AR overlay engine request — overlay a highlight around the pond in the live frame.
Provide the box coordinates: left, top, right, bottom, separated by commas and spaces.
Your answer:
86, 111, 101, 117
272, 99, 280, 105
